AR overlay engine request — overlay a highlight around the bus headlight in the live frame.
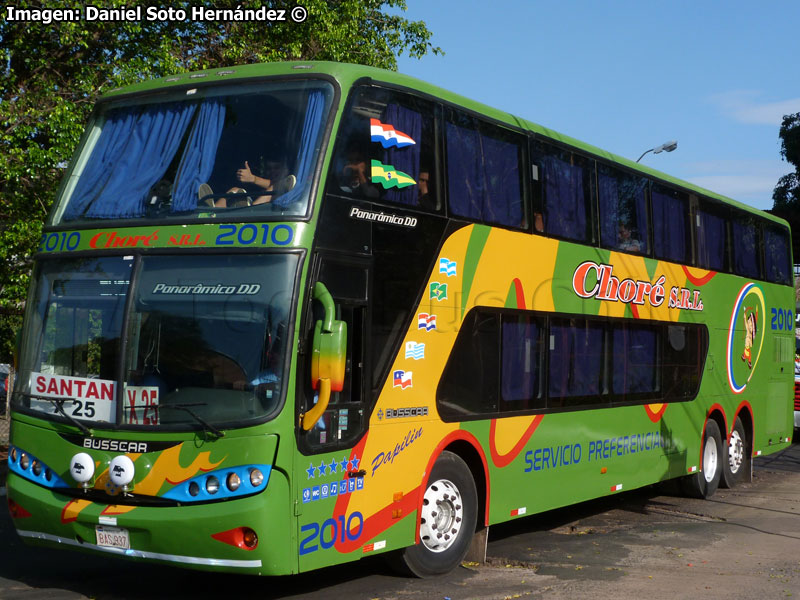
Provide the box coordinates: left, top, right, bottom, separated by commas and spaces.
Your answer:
226, 472, 241, 491
250, 468, 264, 487
206, 476, 220, 494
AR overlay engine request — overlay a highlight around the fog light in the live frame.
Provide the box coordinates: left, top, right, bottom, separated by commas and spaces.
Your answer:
249, 468, 264, 487
109, 455, 135, 488
9, 447, 17, 462
242, 527, 258, 549
70, 452, 95, 484
188, 481, 200, 497
206, 475, 220, 494
211, 526, 259, 550
226, 472, 241, 491
32, 461, 43, 477
19, 453, 30, 471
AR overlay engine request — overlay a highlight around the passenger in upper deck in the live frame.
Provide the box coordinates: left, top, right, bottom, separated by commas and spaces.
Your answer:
200, 157, 296, 208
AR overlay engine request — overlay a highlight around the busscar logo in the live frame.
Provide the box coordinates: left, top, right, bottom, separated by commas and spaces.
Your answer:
83, 438, 148, 453
378, 406, 429, 420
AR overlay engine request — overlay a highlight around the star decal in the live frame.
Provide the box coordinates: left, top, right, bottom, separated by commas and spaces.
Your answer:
329, 458, 339, 474
339, 457, 350, 472
306, 463, 317, 479
350, 455, 360, 470
318, 460, 328, 476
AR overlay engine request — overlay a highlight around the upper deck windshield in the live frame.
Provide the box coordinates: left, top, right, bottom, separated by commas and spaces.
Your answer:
51, 79, 333, 224
13, 253, 299, 431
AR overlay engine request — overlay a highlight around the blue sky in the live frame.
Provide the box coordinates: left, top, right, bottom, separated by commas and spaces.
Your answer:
393, 0, 800, 211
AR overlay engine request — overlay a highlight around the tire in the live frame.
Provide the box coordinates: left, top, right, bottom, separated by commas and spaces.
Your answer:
681, 419, 723, 499
394, 451, 477, 577
721, 417, 749, 489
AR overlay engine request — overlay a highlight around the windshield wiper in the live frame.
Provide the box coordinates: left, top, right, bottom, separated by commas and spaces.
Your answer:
15, 392, 93, 436
158, 403, 225, 439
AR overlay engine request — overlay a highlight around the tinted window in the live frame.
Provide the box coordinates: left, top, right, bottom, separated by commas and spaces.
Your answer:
598, 165, 649, 254
445, 109, 526, 228
500, 314, 544, 411
328, 86, 438, 209
548, 318, 606, 406
531, 141, 593, 242
732, 214, 760, 279
611, 323, 659, 398
437, 311, 499, 419
764, 226, 791, 284
437, 309, 707, 421
652, 184, 689, 263
696, 205, 728, 271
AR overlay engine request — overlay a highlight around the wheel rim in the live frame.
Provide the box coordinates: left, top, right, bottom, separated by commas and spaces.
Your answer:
728, 430, 744, 475
419, 478, 464, 552
703, 434, 719, 483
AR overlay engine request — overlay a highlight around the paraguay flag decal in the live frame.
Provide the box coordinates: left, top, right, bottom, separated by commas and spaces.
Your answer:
370, 118, 416, 148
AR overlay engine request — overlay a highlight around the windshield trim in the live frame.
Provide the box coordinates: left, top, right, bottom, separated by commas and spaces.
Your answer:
12, 248, 307, 434
47, 74, 341, 230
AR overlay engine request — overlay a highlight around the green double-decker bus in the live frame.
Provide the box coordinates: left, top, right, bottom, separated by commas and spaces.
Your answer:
7, 61, 794, 577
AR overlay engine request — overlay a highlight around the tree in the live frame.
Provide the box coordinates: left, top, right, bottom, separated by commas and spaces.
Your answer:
773, 113, 800, 210
0, 0, 441, 363
771, 112, 800, 268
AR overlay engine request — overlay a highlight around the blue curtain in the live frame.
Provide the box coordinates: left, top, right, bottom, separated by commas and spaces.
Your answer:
64, 108, 138, 219
65, 103, 197, 219
652, 190, 686, 262
382, 103, 422, 205
696, 210, 726, 271
733, 220, 759, 278
501, 318, 539, 403
543, 156, 586, 241
171, 100, 226, 212
446, 121, 522, 226
548, 321, 603, 400
612, 326, 657, 396
446, 121, 483, 220
274, 90, 326, 209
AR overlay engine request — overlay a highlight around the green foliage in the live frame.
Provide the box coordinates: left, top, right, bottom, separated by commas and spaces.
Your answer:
0, 0, 441, 364
773, 113, 800, 210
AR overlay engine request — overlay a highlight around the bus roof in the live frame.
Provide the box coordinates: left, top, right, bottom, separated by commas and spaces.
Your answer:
103, 61, 787, 228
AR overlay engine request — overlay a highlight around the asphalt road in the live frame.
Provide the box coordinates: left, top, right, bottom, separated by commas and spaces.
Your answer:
1, 441, 799, 600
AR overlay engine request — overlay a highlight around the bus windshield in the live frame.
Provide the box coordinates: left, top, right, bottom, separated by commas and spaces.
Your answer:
51, 79, 333, 224
14, 253, 299, 430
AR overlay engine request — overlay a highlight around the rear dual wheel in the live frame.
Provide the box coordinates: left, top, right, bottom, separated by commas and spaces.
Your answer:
681, 419, 723, 499
721, 417, 749, 489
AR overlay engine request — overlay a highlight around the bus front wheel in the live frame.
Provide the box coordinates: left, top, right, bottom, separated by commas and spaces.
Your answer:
681, 419, 723, 499
721, 417, 749, 488
395, 451, 478, 577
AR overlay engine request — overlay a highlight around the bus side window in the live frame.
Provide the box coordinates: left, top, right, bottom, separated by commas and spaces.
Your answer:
597, 164, 649, 255
764, 226, 790, 285
652, 184, 690, 264
531, 140, 593, 243
445, 109, 527, 229
326, 85, 439, 212
695, 202, 728, 272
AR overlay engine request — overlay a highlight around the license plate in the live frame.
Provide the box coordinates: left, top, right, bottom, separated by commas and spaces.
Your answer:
95, 525, 130, 549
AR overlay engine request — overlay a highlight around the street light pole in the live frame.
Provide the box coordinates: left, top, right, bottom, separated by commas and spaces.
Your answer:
636, 140, 678, 163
